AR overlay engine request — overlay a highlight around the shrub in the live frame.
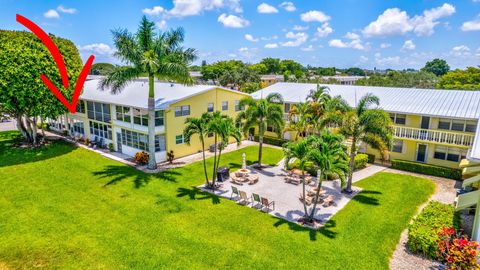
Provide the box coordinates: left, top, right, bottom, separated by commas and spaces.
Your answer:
253, 135, 287, 147
108, 143, 114, 152
437, 227, 480, 270
353, 154, 368, 170
167, 150, 174, 164
407, 201, 461, 259
365, 153, 376, 163
84, 138, 90, 146
391, 159, 462, 180
134, 151, 149, 165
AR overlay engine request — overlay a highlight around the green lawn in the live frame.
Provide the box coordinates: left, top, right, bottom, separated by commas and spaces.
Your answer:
0, 131, 435, 269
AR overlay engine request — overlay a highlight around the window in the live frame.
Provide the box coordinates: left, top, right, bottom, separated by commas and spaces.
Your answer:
392, 140, 403, 153
446, 148, 461, 162
116, 106, 131, 123
207, 102, 214, 112
76, 100, 85, 114
284, 103, 291, 113
466, 121, 477, 133
175, 105, 190, 117
235, 100, 242, 112
89, 121, 112, 139
175, 134, 184, 144
133, 108, 148, 126
451, 120, 465, 131
70, 120, 84, 135
434, 146, 447, 160
438, 119, 451, 130
394, 114, 406, 125
86, 101, 111, 123
155, 111, 164, 126
207, 132, 214, 138
121, 129, 166, 152
222, 101, 228, 111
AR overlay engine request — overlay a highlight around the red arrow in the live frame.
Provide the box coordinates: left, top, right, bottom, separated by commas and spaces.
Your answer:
16, 14, 95, 113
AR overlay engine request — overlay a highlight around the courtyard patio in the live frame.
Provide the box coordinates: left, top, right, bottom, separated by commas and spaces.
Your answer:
200, 156, 386, 226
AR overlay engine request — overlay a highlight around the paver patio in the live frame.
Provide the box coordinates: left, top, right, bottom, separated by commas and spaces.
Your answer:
201, 160, 386, 225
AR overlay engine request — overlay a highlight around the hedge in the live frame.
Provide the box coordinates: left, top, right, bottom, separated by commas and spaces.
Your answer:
391, 159, 462, 180
253, 135, 287, 147
407, 201, 461, 259
352, 154, 368, 170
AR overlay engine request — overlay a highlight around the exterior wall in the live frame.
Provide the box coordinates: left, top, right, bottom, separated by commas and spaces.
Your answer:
165, 88, 249, 159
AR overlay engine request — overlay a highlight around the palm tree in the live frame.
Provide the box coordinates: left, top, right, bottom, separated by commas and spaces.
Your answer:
209, 112, 242, 189
340, 93, 393, 193
306, 132, 349, 223
237, 93, 285, 167
286, 102, 313, 141
100, 16, 197, 169
183, 113, 212, 186
283, 138, 312, 215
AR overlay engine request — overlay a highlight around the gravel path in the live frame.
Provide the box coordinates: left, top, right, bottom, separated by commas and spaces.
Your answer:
386, 168, 460, 270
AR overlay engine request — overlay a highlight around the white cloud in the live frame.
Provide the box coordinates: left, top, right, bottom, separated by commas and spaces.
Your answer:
359, 55, 369, 63
293, 25, 309, 31
280, 32, 308, 47
239, 47, 249, 52
157, 20, 167, 30
44, 9, 60, 19
57, 5, 77, 14
328, 32, 365, 50
461, 17, 480, 31
169, 0, 241, 17
217, 13, 249, 28
452, 45, 471, 55
279, 2, 296, 12
300, 10, 331, 23
265, 43, 278, 49
260, 35, 278, 41
363, 4, 455, 37
374, 53, 401, 67
244, 34, 259, 42
380, 43, 391, 49
143, 6, 165, 16
78, 43, 116, 56
301, 45, 314, 52
401, 40, 416, 51
315, 23, 333, 37
257, 3, 278, 14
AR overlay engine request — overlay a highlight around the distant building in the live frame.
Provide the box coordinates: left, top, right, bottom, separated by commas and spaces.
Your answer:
260, 74, 284, 88
320, 76, 366, 85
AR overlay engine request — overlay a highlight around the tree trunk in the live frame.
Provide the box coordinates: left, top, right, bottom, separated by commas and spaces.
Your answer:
201, 138, 210, 186
211, 134, 218, 191
147, 75, 157, 170
308, 170, 323, 221
16, 114, 28, 140
257, 120, 264, 168
31, 117, 38, 145
40, 118, 46, 141
345, 136, 357, 193
301, 170, 308, 218
23, 116, 34, 143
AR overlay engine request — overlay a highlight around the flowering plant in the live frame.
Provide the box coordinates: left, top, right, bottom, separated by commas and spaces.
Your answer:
437, 227, 480, 270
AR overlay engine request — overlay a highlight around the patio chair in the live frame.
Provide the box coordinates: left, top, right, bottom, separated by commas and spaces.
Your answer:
230, 186, 240, 200
97, 137, 105, 148
90, 136, 98, 147
239, 191, 251, 205
248, 175, 259, 185
299, 193, 314, 206
322, 195, 336, 207
261, 197, 275, 212
251, 193, 262, 208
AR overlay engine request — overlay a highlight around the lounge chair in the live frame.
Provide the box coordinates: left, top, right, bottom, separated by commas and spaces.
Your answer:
239, 191, 251, 205
261, 197, 275, 212
323, 195, 335, 207
230, 186, 240, 200
251, 193, 262, 208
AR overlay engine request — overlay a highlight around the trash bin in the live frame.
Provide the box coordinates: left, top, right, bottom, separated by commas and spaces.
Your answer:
216, 166, 230, 182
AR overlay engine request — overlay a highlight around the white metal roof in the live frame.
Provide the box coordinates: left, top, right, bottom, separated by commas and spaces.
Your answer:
251, 82, 480, 120
80, 79, 247, 110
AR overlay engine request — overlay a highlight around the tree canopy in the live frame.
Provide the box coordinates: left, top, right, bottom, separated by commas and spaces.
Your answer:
89, 62, 115, 75
421, 58, 450, 77
437, 67, 480, 90
355, 70, 438, 89
0, 30, 83, 143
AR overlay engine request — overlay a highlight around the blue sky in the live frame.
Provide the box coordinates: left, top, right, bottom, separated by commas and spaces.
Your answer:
1, 0, 480, 69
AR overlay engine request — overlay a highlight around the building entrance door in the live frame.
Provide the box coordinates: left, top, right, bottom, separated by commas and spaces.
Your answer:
416, 144, 428, 162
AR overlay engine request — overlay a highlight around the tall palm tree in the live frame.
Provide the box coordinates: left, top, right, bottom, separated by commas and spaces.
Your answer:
283, 138, 312, 215
100, 16, 197, 169
183, 113, 212, 186
286, 102, 313, 141
306, 132, 349, 222
340, 93, 393, 193
209, 112, 242, 189
237, 93, 285, 167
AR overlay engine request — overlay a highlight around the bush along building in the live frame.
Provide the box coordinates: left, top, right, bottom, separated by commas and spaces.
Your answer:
47, 77, 249, 162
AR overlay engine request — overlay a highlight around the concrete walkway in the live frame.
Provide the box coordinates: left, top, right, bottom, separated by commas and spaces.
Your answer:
201, 163, 386, 226
0, 120, 16, 132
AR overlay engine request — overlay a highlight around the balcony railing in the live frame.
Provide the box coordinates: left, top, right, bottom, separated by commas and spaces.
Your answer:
394, 126, 475, 147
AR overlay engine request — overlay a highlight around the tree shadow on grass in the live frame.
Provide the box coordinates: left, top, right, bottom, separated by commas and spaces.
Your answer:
0, 132, 75, 167
94, 165, 179, 188
351, 190, 382, 206
176, 187, 221, 204
272, 216, 338, 241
